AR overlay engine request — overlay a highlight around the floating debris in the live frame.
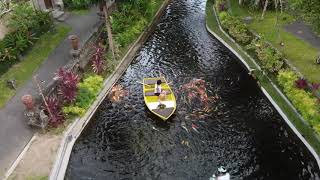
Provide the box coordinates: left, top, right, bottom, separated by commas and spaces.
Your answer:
191, 123, 199, 133
181, 140, 190, 147
181, 121, 189, 132
152, 126, 159, 131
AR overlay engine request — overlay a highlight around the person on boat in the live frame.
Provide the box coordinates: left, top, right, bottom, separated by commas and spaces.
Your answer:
154, 80, 162, 96
155, 80, 167, 107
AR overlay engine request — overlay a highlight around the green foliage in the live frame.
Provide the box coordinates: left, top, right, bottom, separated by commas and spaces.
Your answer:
219, 12, 252, 44
111, 0, 162, 47
288, 0, 320, 33
246, 38, 284, 72
63, 105, 86, 116
115, 19, 147, 47
8, 3, 53, 34
0, 2, 53, 76
63, 0, 98, 9
277, 70, 320, 134
63, 75, 103, 117
215, 0, 228, 12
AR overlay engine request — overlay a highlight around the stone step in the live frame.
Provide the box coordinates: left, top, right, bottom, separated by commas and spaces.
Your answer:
57, 12, 70, 22
52, 10, 64, 19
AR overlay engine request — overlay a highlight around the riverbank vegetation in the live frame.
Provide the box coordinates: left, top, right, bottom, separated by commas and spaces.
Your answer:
0, 2, 71, 108
46, 0, 164, 130
0, 25, 70, 108
214, 0, 320, 136
228, 0, 319, 83
206, 0, 320, 153
111, 0, 163, 47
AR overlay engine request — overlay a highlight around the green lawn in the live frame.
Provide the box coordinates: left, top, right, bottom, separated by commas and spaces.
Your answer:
0, 25, 71, 108
229, 0, 320, 82
206, 0, 320, 155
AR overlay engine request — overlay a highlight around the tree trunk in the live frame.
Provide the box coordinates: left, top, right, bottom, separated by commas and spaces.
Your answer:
103, 5, 115, 61
239, 0, 243, 5
279, 0, 283, 14
261, 0, 269, 20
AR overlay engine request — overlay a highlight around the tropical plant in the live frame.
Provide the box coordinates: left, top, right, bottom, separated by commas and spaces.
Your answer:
91, 45, 106, 74
63, 0, 98, 9
55, 68, 80, 103
311, 83, 320, 91
295, 78, 308, 89
247, 38, 284, 72
219, 13, 252, 44
74, 75, 103, 109
288, 0, 320, 33
216, 0, 228, 12
44, 96, 64, 127
277, 70, 320, 133
63, 105, 86, 116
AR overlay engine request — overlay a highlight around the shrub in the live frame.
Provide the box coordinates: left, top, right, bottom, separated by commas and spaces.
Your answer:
277, 70, 320, 133
91, 45, 106, 74
218, 11, 228, 22
55, 68, 80, 103
295, 78, 308, 89
219, 13, 252, 44
63, 0, 99, 9
215, 0, 228, 12
228, 23, 252, 44
8, 3, 53, 35
111, 0, 160, 47
247, 38, 284, 72
44, 96, 64, 127
0, 3, 53, 76
63, 105, 86, 116
75, 75, 103, 109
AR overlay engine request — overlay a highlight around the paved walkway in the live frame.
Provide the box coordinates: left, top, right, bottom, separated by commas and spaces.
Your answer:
284, 21, 320, 49
0, 6, 101, 176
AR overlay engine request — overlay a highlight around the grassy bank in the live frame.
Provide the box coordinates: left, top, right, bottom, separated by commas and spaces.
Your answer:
206, 0, 320, 155
229, 0, 319, 82
0, 25, 71, 108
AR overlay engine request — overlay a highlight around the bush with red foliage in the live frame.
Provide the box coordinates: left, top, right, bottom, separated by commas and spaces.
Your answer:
295, 78, 308, 89
44, 96, 64, 127
91, 45, 106, 75
311, 82, 320, 91
55, 68, 80, 103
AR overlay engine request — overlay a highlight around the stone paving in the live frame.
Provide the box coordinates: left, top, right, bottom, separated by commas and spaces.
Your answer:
0, 6, 101, 176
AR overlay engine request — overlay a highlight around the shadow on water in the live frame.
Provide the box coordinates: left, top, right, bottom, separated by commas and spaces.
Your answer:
66, 0, 320, 179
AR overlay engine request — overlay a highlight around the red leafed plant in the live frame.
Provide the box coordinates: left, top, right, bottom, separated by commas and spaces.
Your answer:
91, 45, 106, 74
311, 83, 320, 91
295, 78, 308, 89
44, 96, 64, 127
55, 68, 79, 103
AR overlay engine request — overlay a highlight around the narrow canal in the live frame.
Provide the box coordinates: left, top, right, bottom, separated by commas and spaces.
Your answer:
66, 0, 320, 179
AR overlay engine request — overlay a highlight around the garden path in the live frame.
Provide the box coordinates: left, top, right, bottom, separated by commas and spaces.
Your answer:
284, 21, 320, 49
0, 6, 102, 177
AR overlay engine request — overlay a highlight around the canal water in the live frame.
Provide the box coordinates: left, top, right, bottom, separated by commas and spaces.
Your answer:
66, 0, 320, 179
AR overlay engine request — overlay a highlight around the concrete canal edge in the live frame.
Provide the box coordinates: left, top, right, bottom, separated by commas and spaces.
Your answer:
49, 1, 171, 179
205, 1, 320, 167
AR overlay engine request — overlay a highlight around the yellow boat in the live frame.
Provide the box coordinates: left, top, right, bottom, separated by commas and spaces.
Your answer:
143, 77, 176, 120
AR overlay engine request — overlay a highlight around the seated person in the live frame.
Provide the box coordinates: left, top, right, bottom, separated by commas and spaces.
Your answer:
154, 80, 162, 96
